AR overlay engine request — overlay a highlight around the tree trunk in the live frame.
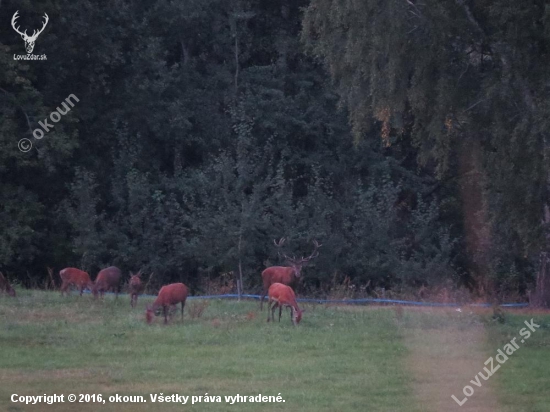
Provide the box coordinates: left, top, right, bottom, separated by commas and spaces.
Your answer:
456, 0, 548, 305
532, 251, 550, 307
458, 138, 494, 300
532, 174, 550, 307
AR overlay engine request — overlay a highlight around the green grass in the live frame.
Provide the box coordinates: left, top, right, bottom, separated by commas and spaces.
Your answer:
485, 312, 550, 412
399, 308, 550, 412
5, 290, 548, 412
0, 290, 418, 412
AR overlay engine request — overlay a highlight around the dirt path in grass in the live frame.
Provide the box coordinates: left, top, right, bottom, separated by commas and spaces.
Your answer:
403, 309, 501, 412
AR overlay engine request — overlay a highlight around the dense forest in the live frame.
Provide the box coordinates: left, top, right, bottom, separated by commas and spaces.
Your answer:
1, 0, 549, 305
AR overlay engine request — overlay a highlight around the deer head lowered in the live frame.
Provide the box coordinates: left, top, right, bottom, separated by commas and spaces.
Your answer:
11, 11, 49, 54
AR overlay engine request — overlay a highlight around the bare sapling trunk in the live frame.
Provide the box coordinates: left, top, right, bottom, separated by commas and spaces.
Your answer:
532, 198, 550, 307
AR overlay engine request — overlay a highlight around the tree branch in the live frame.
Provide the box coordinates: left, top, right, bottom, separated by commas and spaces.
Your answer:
180, 39, 189, 66
454, 0, 536, 113
0, 87, 33, 134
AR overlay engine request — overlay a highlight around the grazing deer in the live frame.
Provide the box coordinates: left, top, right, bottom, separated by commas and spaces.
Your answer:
267, 283, 303, 325
59, 268, 93, 296
92, 266, 121, 299
129, 270, 145, 308
260, 238, 321, 309
146, 283, 189, 325
0, 272, 16, 297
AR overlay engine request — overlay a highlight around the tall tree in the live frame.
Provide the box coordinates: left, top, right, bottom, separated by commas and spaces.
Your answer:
302, 0, 550, 304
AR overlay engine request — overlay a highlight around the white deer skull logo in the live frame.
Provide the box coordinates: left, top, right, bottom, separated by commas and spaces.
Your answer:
11, 11, 49, 54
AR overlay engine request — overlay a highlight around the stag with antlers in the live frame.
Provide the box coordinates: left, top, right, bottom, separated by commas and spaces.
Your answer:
260, 238, 321, 310
11, 11, 49, 54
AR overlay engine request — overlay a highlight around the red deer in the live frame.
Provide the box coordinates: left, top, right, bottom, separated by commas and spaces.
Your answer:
0, 272, 16, 297
146, 283, 188, 325
92, 266, 121, 299
129, 270, 145, 308
260, 238, 321, 309
59, 268, 93, 296
267, 283, 303, 325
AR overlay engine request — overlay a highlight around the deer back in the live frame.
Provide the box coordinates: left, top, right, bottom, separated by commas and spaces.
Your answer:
60, 268, 91, 285
154, 283, 188, 306
95, 266, 121, 287
262, 266, 297, 288
268, 282, 297, 304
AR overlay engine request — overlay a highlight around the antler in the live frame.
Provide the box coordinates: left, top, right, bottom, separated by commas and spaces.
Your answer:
11, 11, 49, 40
273, 237, 286, 248
28, 13, 49, 40
297, 240, 322, 263
144, 271, 155, 292
11, 11, 27, 37
273, 237, 297, 262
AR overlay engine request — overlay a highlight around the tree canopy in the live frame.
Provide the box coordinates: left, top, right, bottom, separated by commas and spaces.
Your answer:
1, 0, 546, 302
302, 0, 550, 303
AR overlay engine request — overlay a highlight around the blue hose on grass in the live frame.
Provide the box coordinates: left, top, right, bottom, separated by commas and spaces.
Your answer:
77, 290, 528, 308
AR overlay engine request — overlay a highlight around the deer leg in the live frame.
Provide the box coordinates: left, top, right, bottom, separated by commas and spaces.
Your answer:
271, 304, 277, 322
163, 305, 168, 324
260, 288, 268, 310
271, 303, 279, 323
181, 302, 189, 323
278, 305, 282, 322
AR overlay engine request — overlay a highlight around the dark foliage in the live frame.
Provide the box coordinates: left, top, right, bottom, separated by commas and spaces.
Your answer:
1, 0, 498, 297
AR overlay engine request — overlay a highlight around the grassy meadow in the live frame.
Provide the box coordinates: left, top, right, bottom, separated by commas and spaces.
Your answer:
0, 289, 415, 412
1, 289, 549, 412
486, 311, 550, 412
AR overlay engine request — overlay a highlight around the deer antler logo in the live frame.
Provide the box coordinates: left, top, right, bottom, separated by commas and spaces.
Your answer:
11, 11, 49, 54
